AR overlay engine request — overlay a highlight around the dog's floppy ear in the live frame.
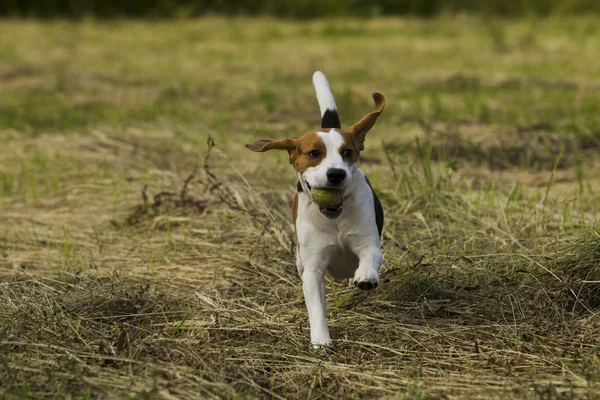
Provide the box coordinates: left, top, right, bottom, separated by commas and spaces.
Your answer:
346, 93, 385, 151
245, 138, 298, 164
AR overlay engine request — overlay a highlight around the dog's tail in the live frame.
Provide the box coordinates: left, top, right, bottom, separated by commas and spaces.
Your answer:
312, 71, 341, 129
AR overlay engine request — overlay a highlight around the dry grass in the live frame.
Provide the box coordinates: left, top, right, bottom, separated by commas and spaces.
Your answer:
1, 16, 600, 399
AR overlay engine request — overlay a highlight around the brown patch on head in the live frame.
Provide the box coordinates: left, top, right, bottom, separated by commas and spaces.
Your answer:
337, 130, 361, 165
292, 130, 326, 174
290, 128, 364, 173
289, 127, 365, 173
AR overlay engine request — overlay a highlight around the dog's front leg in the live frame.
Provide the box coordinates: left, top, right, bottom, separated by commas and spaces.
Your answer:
352, 245, 382, 290
301, 264, 331, 347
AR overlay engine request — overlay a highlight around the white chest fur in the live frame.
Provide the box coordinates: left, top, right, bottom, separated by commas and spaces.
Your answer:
295, 169, 380, 279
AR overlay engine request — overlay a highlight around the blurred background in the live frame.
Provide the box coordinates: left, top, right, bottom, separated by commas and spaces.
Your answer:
2, 0, 600, 18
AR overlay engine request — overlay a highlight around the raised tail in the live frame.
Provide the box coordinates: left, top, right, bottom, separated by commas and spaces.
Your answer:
312, 71, 341, 129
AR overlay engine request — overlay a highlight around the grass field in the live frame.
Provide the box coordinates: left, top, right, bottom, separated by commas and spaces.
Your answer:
1, 16, 600, 399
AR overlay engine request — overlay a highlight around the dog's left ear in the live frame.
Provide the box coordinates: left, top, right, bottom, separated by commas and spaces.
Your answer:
245, 138, 299, 164
346, 93, 385, 151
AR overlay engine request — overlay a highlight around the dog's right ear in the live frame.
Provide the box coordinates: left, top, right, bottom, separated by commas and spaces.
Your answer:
245, 138, 298, 164
346, 93, 385, 151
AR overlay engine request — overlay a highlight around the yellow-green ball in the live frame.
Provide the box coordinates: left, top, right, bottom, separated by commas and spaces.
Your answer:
311, 188, 343, 208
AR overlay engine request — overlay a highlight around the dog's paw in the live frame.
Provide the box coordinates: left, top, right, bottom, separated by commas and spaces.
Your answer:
311, 341, 333, 350
311, 335, 332, 348
353, 268, 379, 291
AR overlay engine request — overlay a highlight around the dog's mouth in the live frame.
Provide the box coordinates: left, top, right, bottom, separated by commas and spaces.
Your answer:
319, 202, 343, 219
302, 181, 344, 219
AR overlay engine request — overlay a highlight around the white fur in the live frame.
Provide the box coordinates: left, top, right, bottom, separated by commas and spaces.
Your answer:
312, 71, 337, 117
295, 168, 382, 346
302, 130, 353, 190
289, 71, 382, 347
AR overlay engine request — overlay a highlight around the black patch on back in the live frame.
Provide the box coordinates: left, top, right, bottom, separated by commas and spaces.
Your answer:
321, 109, 341, 129
372, 188, 384, 237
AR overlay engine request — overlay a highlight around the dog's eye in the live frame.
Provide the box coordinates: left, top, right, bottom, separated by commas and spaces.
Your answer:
341, 149, 353, 158
308, 150, 320, 158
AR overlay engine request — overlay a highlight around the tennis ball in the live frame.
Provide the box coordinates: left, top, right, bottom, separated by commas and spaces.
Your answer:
311, 188, 343, 208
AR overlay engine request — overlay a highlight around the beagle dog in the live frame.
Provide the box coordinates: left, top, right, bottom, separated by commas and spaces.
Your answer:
246, 71, 385, 346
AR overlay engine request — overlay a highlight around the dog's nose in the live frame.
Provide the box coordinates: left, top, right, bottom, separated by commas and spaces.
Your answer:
326, 168, 346, 185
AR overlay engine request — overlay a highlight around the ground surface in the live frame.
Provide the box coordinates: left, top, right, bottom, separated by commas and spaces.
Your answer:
1, 17, 600, 399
